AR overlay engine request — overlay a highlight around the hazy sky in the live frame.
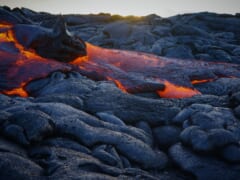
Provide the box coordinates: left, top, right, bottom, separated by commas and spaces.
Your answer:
1, 0, 240, 17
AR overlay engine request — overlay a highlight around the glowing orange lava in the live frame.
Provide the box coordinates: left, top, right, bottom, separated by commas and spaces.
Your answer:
0, 23, 12, 29
191, 79, 213, 84
0, 22, 71, 97
157, 80, 201, 98
106, 77, 127, 92
1, 22, 238, 99
70, 55, 89, 64
72, 43, 203, 98
3, 83, 28, 97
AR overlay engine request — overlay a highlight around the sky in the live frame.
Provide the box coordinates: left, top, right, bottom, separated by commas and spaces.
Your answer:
0, 0, 240, 17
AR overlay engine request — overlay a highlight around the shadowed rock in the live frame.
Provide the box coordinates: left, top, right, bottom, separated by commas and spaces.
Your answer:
0, 6, 30, 24
169, 143, 240, 180
153, 125, 181, 148
8, 110, 53, 142
0, 152, 44, 179
53, 116, 168, 169
14, 17, 86, 62
221, 145, 240, 163
84, 82, 180, 125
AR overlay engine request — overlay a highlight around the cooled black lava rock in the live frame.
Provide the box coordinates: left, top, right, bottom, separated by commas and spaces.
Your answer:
26, 72, 96, 97
3, 124, 30, 146
163, 45, 194, 59
0, 152, 44, 180
169, 143, 240, 180
7, 110, 53, 143
0, 6, 30, 24
14, 17, 86, 62
221, 144, 240, 163
42, 137, 91, 154
153, 125, 181, 148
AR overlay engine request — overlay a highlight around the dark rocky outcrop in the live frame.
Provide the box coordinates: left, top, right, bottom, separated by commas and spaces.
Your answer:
13, 17, 86, 62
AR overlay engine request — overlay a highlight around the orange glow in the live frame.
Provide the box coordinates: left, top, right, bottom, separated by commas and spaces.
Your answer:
157, 80, 201, 98
3, 83, 28, 97
8, 29, 47, 61
106, 77, 127, 92
0, 22, 72, 97
0, 22, 238, 99
0, 23, 12, 29
191, 79, 213, 84
0, 23, 48, 61
70, 55, 89, 64
114, 80, 127, 92
72, 43, 202, 98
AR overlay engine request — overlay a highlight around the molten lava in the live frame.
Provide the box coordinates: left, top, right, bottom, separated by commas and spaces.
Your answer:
70, 43, 203, 98
0, 22, 71, 96
191, 79, 213, 85
71, 43, 239, 98
106, 77, 127, 93
3, 82, 28, 97
1, 21, 240, 98
157, 80, 201, 98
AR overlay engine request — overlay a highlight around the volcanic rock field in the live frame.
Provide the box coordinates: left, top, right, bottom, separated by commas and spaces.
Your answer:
1, 6, 240, 179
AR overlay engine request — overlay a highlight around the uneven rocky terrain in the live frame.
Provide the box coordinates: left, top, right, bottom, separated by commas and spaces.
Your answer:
1, 6, 240, 179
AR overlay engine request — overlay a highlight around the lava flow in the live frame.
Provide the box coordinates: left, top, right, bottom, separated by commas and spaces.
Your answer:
70, 43, 204, 98
0, 22, 71, 96
71, 43, 239, 98
1, 21, 240, 98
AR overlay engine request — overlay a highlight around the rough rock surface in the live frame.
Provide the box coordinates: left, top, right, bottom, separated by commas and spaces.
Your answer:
1, 6, 240, 179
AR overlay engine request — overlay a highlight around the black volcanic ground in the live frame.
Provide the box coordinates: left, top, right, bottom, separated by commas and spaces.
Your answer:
1, 6, 240, 179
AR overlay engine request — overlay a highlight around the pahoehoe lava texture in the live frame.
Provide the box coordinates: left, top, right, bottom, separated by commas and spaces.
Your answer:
1, 6, 240, 179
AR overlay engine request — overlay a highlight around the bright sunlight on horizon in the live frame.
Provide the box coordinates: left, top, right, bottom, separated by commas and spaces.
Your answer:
1, 0, 240, 17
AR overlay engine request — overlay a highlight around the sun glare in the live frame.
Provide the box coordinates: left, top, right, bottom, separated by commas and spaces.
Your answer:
0, 0, 240, 17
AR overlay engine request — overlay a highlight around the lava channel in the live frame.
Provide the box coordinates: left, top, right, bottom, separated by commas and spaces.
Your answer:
1, 22, 240, 98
